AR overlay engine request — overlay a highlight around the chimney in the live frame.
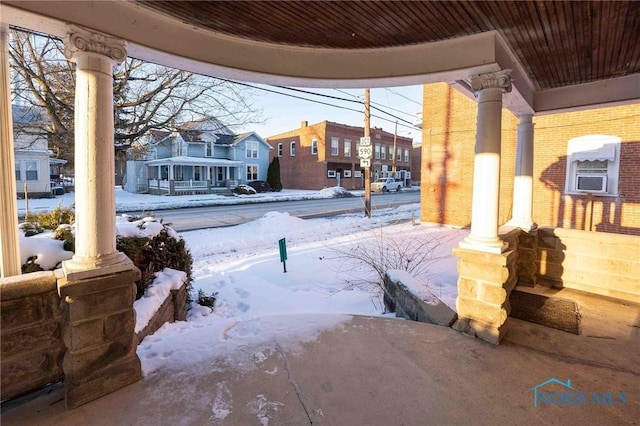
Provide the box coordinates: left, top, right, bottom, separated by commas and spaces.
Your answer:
301, 121, 308, 128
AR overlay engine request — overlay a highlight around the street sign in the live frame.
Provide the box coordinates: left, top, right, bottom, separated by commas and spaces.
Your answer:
358, 145, 373, 159
359, 136, 371, 146
278, 238, 287, 273
360, 158, 371, 168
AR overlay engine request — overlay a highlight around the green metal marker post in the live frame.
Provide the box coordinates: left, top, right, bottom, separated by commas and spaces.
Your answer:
278, 238, 287, 273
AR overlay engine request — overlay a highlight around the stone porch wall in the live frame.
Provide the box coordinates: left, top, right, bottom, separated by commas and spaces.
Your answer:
453, 228, 520, 344
536, 227, 640, 303
0, 271, 64, 401
1, 270, 188, 405
136, 283, 188, 344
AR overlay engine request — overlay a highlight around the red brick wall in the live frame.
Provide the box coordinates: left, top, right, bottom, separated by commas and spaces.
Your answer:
533, 105, 640, 235
267, 121, 415, 190
420, 83, 517, 227
420, 82, 640, 235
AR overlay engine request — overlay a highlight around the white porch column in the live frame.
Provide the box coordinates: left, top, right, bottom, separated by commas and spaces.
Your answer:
62, 26, 131, 280
459, 69, 512, 253
507, 114, 537, 231
0, 24, 21, 277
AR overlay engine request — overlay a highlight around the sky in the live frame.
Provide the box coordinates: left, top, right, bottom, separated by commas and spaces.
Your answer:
17, 187, 467, 423
247, 85, 423, 144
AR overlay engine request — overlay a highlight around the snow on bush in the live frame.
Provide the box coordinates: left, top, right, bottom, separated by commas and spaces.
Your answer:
19, 232, 73, 270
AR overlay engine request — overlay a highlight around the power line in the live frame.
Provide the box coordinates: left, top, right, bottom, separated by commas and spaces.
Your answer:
219, 78, 421, 132
270, 85, 416, 125
385, 88, 422, 106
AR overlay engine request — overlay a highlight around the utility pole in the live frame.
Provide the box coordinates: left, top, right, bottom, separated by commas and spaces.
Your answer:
392, 120, 398, 176
364, 88, 371, 218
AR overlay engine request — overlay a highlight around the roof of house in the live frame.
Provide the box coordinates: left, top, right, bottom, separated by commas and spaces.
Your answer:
11, 104, 49, 125
145, 156, 243, 167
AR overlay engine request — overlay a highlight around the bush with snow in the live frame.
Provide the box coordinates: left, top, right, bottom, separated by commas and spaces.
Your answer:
18, 213, 193, 305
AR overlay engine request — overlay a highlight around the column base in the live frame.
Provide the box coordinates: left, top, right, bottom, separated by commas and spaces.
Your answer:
505, 220, 538, 232
57, 265, 141, 409
62, 251, 133, 281
453, 317, 511, 345
459, 235, 507, 254
453, 246, 517, 345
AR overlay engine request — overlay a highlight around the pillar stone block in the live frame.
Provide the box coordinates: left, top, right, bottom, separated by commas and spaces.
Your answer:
456, 297, 509, 324
454, 246, 516, 344
57, 266, 141, 409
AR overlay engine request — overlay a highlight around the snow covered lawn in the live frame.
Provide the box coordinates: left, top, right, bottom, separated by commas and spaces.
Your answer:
138, 208, 467, 377
15, 186, 467, 382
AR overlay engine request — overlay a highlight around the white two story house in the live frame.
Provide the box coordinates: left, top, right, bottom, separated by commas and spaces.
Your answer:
13, 104, 67, 198
124, 117, 272, 195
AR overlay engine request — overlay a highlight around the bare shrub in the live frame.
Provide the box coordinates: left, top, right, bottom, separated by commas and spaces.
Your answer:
326, 224, 448, 305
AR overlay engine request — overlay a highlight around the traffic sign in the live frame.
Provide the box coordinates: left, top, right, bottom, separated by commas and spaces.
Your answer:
359, 136, 371, 146
360, 158, 371, 168
358, 145, 373, 159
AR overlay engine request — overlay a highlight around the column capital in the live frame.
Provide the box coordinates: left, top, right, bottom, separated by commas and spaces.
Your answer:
471, 69, 512, 93
64, 25, 126, 63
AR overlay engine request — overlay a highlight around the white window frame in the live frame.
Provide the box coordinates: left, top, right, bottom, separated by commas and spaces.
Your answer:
25, 160, 39, 181
14, 160, 21, 181
311, 139, 318, 155
564, 135, 621, 196
380, 144, 386, 160
327, 169, 336, 178
343, 169, 352, 178
245, 140, 259, 159
277, 143, 283, 157
206, 142, 213, 157
375, 145, 380, 160
404, 149, 409, 163
290, 141, 296, 156
344, 140, 352, 157
246, 164, 258, 181
331, 137, 339, 156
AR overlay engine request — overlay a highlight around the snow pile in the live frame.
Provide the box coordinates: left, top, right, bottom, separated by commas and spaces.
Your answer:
317, 186, 352, 198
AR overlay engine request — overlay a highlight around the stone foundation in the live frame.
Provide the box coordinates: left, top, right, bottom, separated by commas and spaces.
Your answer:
382, 272, 457, 327
536, 227, 639, 303
0, 271, 64, 400
453, 241, 518, 344
136, 284, 188, 344
57, 267, 142, 409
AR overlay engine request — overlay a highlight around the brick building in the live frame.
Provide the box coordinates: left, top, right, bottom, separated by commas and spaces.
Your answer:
421, 82, 640, 235
266, 121, 416, 190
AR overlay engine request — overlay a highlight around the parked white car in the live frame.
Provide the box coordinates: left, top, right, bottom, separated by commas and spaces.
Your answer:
371, 177, 402, 192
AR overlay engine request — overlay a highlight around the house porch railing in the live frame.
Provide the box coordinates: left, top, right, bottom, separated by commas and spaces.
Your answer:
147, 179, 238, 195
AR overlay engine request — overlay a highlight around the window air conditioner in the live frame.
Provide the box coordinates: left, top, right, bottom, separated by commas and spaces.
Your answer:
576, 174, 607, 193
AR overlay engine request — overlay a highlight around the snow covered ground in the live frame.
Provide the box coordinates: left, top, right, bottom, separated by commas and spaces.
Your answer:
15, 187, 468, 385
16, 186, 365, 217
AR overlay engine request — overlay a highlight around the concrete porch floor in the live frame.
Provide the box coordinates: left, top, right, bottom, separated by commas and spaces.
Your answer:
2, 292, 639, 425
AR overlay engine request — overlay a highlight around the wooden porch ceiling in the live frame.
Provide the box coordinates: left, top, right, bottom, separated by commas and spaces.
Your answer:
139, 0, 640, 92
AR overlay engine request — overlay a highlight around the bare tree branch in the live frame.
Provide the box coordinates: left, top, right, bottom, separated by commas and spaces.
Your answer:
9, 28, 263, 170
